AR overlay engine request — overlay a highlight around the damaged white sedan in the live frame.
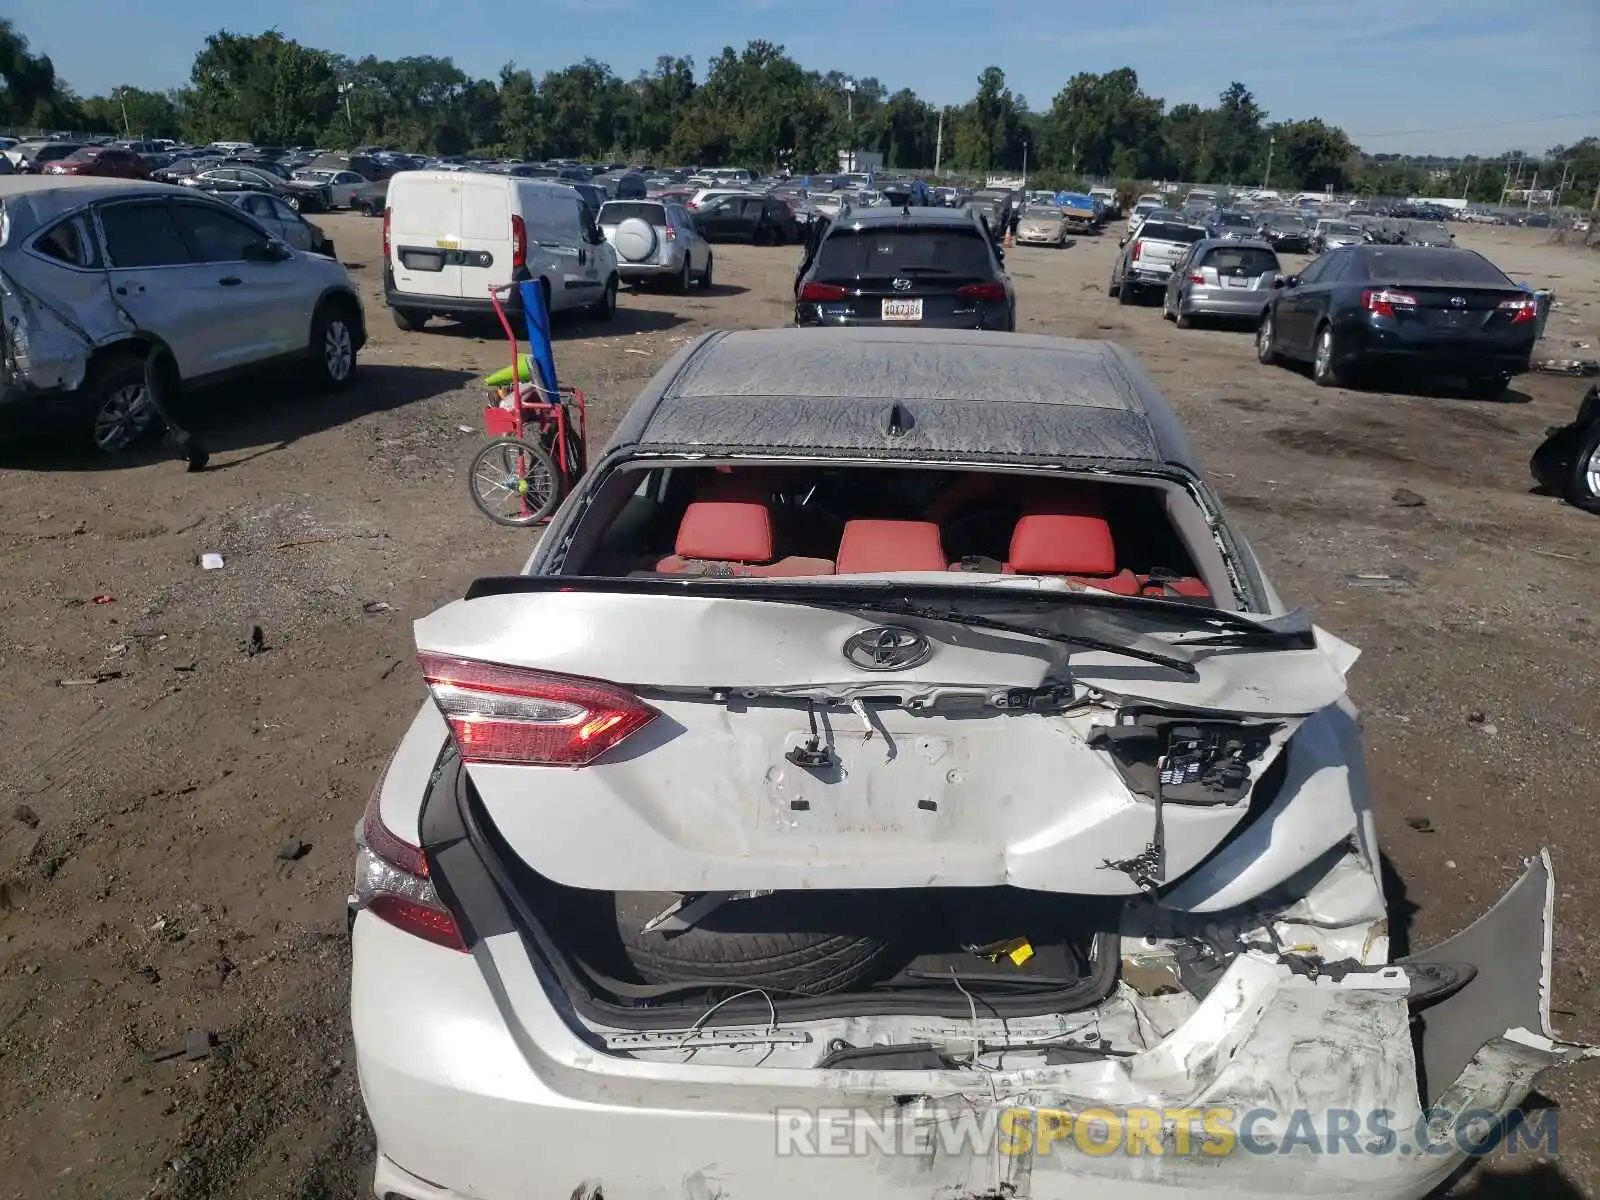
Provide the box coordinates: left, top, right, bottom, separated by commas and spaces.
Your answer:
350, 327, 1593, 1200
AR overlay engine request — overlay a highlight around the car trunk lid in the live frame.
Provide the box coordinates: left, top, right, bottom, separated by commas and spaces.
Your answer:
1378, 283, 1534, 334
412, 583, 1356, 896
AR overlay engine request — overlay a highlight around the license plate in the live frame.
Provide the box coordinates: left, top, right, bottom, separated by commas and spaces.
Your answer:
882, 298, 923, 321
1225, 276, 1248, 288
401, 250, 444, 272
1438, 311, 1466, 328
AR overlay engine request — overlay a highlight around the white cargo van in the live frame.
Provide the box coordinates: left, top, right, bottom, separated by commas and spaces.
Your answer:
383, 171, 619, 331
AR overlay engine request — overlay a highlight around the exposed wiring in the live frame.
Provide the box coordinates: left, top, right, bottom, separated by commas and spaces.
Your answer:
674, 987, 778, 1059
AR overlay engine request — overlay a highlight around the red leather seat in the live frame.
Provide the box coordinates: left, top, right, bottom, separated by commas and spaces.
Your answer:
836, 520, 948, 574
655, 500, 834, 576
1137, 573, 1212, 601
1001, 510, 1140, 594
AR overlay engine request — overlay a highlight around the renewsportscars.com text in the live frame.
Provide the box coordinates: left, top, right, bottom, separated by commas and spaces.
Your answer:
774, 1105, 1558, 1159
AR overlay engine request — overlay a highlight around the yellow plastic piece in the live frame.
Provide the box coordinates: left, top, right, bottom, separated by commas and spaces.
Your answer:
1007, 940, 1035, 966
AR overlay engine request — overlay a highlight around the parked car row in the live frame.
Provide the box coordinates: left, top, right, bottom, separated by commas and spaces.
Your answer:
1107, 209, 1540, 398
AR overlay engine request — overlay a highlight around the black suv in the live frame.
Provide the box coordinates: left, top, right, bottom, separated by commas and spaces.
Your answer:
793, 207, 1016, 330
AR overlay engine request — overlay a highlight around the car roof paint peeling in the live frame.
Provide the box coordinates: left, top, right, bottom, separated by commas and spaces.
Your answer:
622, 329, 1203, 469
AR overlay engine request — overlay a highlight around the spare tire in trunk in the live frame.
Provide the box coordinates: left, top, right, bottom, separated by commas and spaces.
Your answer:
612, 891, 894, 996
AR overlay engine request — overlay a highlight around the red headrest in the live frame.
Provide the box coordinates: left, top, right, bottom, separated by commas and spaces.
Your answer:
836, 520, 946, 574
1008, 513, 1117, 576
674, 500, 773, 563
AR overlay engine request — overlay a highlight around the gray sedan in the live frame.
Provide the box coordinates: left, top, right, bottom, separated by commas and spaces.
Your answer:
1162, 238, 1282, 327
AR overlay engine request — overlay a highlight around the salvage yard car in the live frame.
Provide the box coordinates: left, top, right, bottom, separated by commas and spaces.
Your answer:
794, 206, 1015, 329
1013, 203, 1074, 247
384, 171, 619, 331
1110, 218, 1207, 304
1255, 244, 1539, 396
349, 326, 1593, 1200
598, 198, 714, 292
1161, 237, 1282, 327
0, 177, 365, 451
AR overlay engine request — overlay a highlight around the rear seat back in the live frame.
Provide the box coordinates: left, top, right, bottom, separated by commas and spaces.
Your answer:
836, 520, 947, 574
1001, 508, 1140, 594
655, 499, 834, 576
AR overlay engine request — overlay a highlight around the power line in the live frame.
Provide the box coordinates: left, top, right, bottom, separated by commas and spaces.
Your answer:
1349, 110, 1600, 139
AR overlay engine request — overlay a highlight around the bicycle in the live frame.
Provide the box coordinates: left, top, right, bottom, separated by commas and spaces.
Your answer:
467, 282, 588, 527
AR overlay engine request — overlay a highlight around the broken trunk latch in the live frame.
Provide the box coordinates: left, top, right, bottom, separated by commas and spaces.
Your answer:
787, 703, 836, 768
1101, 843, 1162, 899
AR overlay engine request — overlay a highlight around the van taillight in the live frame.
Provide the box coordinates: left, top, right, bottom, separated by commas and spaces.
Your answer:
511, 213, 527, 269
382, 207, 391, 259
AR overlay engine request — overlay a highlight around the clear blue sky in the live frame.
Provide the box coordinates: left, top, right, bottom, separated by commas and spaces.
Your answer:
11, 0, 1598, 157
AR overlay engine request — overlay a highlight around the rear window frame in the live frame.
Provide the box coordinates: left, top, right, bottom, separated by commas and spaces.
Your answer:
812, 222, 1000, 280
29, 211, 103, 270
1137, 222, 1207, 245
1198, 245, 1280, 275
598, 201, 668, 225
1357, 247, 1511, 285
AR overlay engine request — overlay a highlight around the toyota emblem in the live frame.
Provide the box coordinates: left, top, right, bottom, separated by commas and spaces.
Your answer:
892, 278, 913, 292
842, 626, 932, 671
1449, 295, 1467, 308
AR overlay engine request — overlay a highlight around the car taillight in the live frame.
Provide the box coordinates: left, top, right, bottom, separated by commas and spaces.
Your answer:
1131, 241, 1143, 261
663, 224, 676, 241
353, 784, 467, 952
511, 213, 527, 269
1497, 295, 1537, 323
955, 282, 1007, 301
381, 207, 391, 258
418, 652, 658, 767
1189, 272, 1205, 284
1362, 288, 1417, 318
799, 282, 848, 302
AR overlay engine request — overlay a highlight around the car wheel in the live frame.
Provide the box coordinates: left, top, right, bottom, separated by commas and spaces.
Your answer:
1174, 307, 1193, 329
1312, 323, 1345, 388
672, 256, 691, 295
1117, 279, 1134, 305
611, 892, 893, 996
1107, 276, 1119, 298
83, 352, 158, 454
700, 252, 714, 290
1569, 421, 1600, 512
590, 274, 618, 320
308, 300, 359, 390
1256, 311, 1279, 365
284, 194, 301, 212
392, 307, 426, 333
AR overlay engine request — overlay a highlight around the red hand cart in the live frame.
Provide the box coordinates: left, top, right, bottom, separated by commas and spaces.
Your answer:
466, 284, 588, 527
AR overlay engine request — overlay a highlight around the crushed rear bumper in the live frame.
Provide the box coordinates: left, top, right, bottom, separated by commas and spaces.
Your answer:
352, 851, 1593, 1200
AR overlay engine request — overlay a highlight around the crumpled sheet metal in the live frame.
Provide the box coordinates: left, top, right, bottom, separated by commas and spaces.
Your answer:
0, 267, 99, 393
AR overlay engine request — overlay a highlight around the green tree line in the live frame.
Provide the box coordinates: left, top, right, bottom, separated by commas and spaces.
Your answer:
3, 19, 1596, 204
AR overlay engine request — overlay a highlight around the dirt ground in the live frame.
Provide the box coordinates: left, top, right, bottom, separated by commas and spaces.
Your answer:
1, 212, 1596, 1200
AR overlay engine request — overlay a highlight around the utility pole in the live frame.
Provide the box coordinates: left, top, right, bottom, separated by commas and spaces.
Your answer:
1527, 168, 1538, 210
1021, 138, 1028, 188
1554, 161, 1572, 209
1262, 134, 1275, 191
116, 87, 130, 138
934, 109, 944, 176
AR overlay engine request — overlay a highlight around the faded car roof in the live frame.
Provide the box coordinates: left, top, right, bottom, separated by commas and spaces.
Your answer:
614, 328, 1202, 470
0, 177, 191, 240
